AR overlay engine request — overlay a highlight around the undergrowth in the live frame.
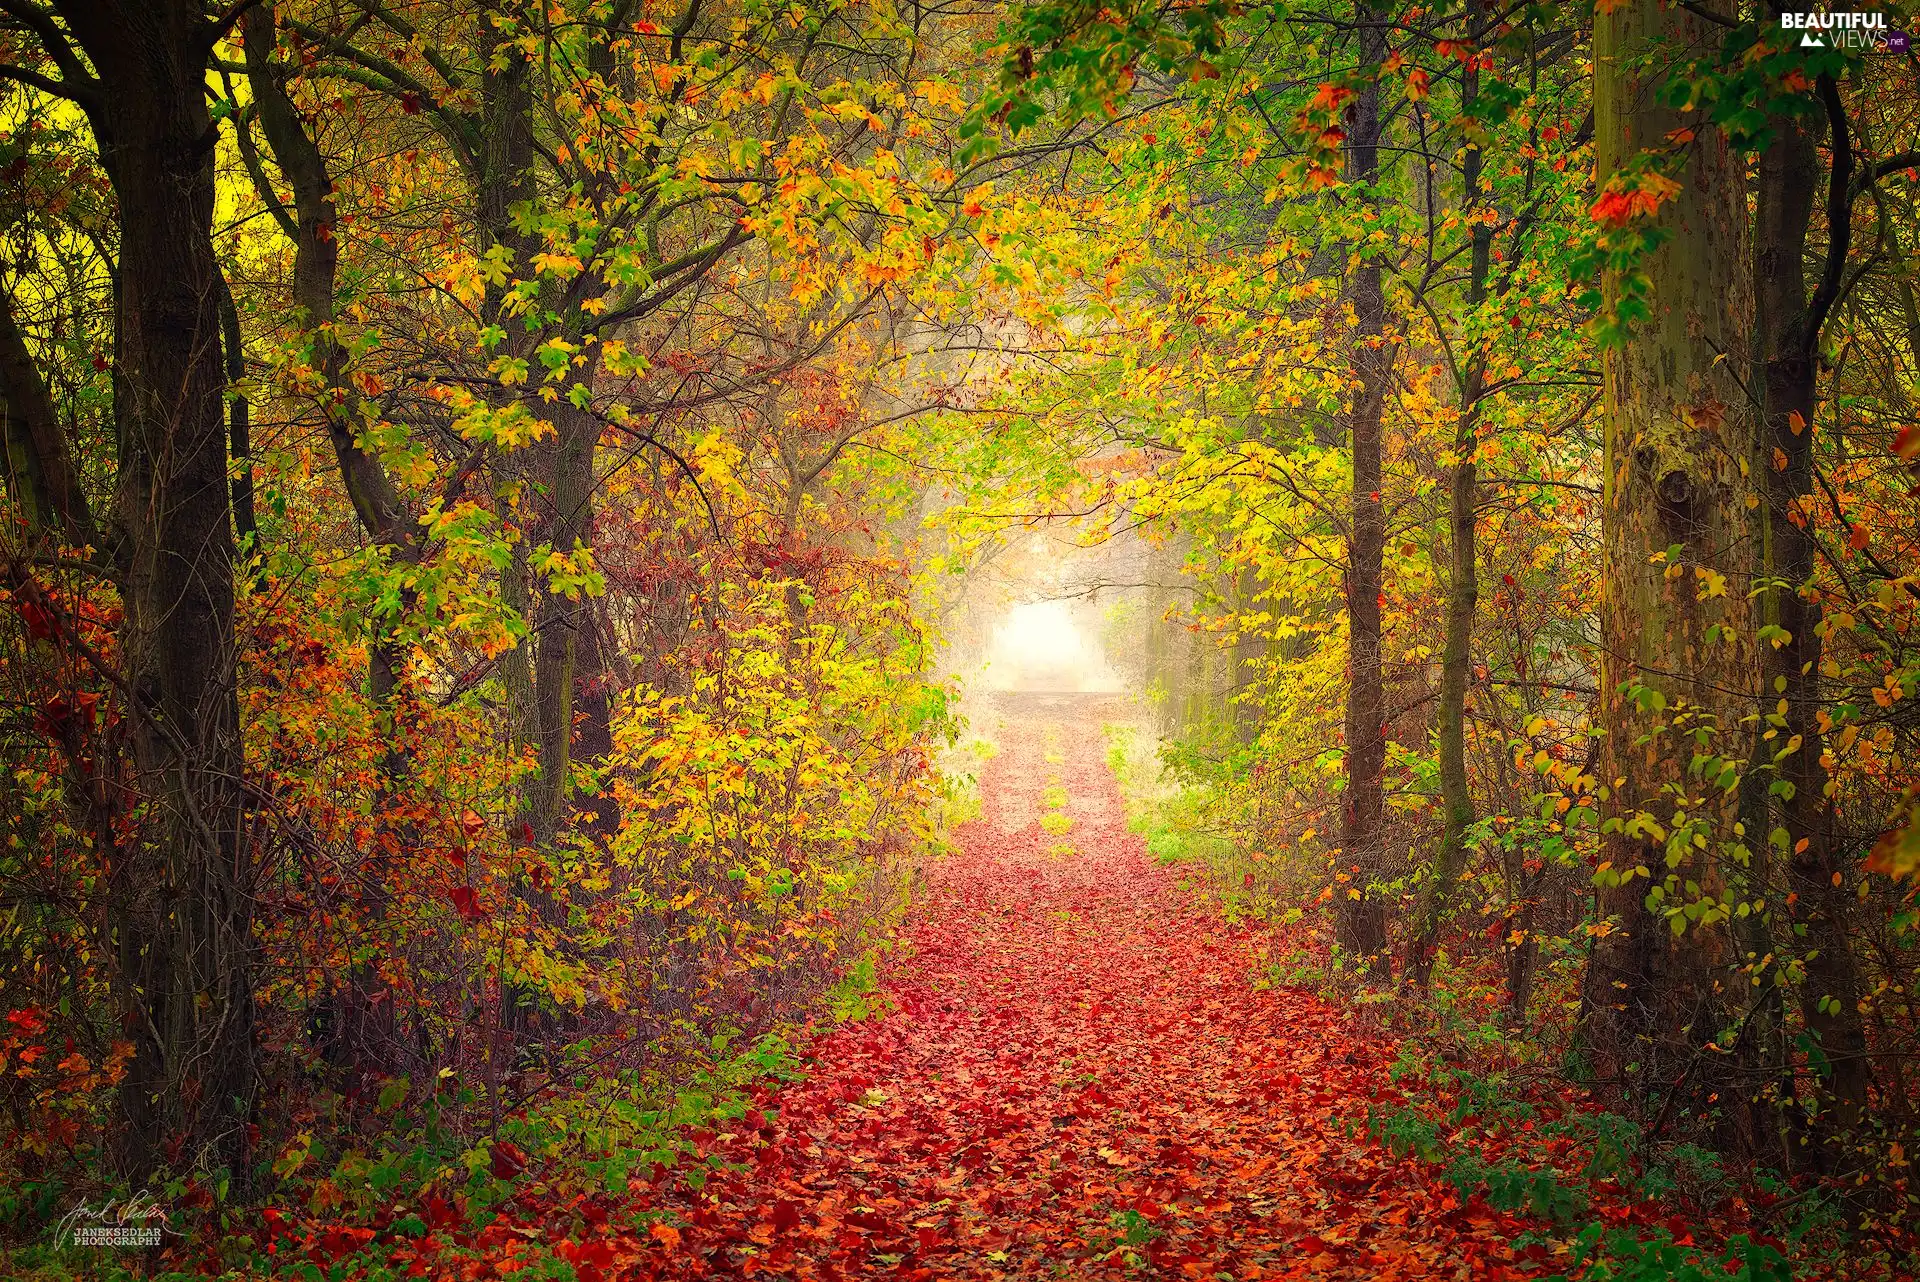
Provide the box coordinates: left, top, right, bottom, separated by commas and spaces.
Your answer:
6, 943, 903, 1282
1098, 714, 1886, 1281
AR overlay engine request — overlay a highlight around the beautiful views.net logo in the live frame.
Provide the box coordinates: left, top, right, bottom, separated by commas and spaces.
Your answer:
1779, 10, 1912, 51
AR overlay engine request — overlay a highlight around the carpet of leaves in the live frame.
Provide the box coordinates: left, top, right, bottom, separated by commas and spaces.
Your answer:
316, 693, 1750, 1281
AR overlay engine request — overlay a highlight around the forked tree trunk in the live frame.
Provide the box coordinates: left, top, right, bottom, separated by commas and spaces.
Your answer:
1582, 0, 1754, 1114
244, 3, 429, 1087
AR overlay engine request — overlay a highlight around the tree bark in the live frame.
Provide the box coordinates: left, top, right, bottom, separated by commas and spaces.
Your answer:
0, 278, 96, 548
53, 0, 253, 1182
217, 272, 258, 567
525, 399, 601, 847
1406, 0, 1489, 988
1335, 8, 1392, 974
1582, 0, 1754, 1115
1749, 52, 1869, 1157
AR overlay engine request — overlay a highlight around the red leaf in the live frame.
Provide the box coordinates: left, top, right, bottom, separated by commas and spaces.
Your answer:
448, 885, 484, 922
491, 1140, 526, 1180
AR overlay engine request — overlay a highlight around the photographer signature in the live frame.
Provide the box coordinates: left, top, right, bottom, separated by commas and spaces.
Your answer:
53, 1190, 180, 1248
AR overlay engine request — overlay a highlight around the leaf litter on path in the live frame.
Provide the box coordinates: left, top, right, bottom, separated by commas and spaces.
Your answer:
450, 693, 1686, 1280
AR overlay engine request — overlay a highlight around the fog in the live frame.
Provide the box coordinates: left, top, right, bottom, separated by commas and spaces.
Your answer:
976, 599, 1125, 692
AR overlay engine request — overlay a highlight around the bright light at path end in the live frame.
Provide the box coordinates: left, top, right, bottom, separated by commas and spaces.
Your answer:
983, 600, 1119, 691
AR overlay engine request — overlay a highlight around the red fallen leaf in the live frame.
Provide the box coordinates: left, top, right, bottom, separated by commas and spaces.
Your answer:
422, 1194, 459, 1229
491, 1140, 526, 1180
554, 703, 1747, 1281
557, 1238, 613, 1270
316, 1227, 374, 1262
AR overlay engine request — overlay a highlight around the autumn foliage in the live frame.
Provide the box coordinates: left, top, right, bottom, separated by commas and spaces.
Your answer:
0, 0, 1918, 1277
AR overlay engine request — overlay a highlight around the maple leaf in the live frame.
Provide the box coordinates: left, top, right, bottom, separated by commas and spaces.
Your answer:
1590, 171, 1682, 227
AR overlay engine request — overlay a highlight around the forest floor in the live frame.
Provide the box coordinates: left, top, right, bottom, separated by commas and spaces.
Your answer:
591, 691, 1572, 1280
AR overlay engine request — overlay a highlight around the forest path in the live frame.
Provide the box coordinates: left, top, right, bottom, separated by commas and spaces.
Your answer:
640, 692, 1543, 1280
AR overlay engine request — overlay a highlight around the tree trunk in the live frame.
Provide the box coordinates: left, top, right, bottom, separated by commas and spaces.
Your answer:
1750, 54, 1869, 1158
216, 272, 258, 568
55, 0, 253, 1182
1335, 8, 1392, 974
0, 280, 96, 548
526, 401, 600, 846
1582, 0, 1754, 1116
1406, 1, 1489, 988
245, 3, 431, 1088
244, 3, 417, 703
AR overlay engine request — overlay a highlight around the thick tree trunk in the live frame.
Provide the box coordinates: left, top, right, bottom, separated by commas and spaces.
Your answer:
1335, 9, 1392, 974
1750, 59, 1869, 1157
55, 0, 252, 1181
1582, 0, 1754, 1115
